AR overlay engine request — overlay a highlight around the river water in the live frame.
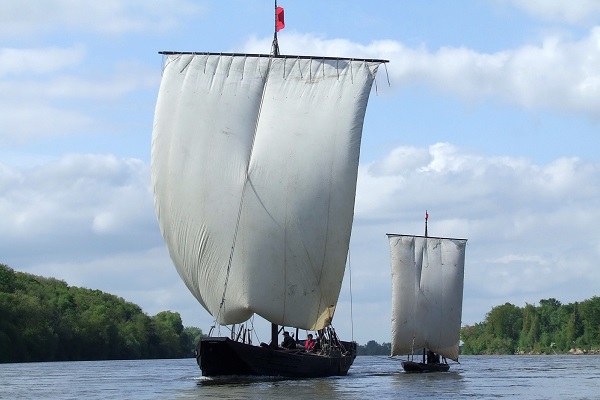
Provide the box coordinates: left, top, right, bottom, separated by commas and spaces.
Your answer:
1, 355, 598, 399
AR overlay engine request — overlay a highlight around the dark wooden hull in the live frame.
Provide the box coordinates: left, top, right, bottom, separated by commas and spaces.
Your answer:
402, 360, 450, 373
197, 337, 356, 378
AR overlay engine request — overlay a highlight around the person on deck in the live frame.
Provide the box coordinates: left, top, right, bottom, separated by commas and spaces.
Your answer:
304, 334, 316, 352
281, 331, 296, 349
314, 335, 322, 352
427, 350, 440, 364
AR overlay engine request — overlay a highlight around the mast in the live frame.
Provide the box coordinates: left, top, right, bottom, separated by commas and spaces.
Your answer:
424, 210, 428, 364
270, 0, 280, 345
272, 0, 280, 56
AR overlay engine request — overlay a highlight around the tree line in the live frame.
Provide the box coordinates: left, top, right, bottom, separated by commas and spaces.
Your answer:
0, 263, 204, 363
9, 261, 597, 361
357, 340, 391, 355
461, 297, 600, 355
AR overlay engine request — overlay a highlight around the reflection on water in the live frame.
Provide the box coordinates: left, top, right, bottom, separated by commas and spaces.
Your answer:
193, 372, 352, 400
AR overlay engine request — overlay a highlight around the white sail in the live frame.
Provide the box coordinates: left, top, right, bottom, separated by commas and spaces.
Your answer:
388, 234, 467, 361
152, 53, 384, 330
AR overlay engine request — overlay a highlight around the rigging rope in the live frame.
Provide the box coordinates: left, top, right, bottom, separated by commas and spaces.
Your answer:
348, 249, 354, 342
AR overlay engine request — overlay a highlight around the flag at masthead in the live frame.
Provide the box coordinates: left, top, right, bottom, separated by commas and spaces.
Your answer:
272, 1, 285, 55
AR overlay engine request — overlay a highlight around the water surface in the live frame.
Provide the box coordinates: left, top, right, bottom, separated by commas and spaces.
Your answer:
1, 355, 598, 399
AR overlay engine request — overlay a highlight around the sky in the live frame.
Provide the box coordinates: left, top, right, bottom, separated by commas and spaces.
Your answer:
1, 0, 599, 346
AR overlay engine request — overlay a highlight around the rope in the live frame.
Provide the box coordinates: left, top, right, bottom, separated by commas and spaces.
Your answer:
348, 249, 354, 342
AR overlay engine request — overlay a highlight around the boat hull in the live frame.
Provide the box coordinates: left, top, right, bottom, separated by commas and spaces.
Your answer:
197, 337, 357, 378
402, 360, 450, 373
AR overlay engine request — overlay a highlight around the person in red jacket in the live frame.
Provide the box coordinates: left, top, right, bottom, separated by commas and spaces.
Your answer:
304, 333, 316, 352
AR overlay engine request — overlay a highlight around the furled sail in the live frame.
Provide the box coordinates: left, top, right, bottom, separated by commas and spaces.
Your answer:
152, 53, 385, 331
388, 234, 467, 361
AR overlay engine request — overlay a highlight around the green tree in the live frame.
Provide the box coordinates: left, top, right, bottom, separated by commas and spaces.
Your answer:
181, 326, 205, 356
462, 297, 600, 354
357, 340, 391, 355
0, 263, 204, 362
579, 296, 600, 348
0, 264, 16, 293
460, 323, 486, 354
152, 311, 185, 358
484, 303, 522, 353
518, 303, 539, 352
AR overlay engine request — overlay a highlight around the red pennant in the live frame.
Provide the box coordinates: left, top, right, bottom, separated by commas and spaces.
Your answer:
276, 6, 285, 32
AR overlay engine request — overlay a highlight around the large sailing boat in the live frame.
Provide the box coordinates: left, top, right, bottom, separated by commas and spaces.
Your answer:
387, 212, 467, 373
151, 3, 388, 377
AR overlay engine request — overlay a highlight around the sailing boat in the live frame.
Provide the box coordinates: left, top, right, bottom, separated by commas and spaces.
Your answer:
387, 212, 467, 373
151, 3, 388, 378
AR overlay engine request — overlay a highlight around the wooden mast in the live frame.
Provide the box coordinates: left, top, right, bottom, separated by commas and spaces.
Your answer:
271, 0, 280, 348
423, 210, 429, 364
272, 0, 280, 56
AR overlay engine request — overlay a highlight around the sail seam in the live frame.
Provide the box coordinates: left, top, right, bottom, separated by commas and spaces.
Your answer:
226, 54, 234, 77
216, 55, 276, 323
315, 60, 338, 326
179, 56, 193, 73
296, 57, 303, 79
414, 238, 420, 354
161, 54, 180, 76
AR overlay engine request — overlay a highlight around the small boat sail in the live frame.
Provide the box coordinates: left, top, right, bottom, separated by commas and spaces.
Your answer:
387, 212, 467, 373
151, 2, 388, 378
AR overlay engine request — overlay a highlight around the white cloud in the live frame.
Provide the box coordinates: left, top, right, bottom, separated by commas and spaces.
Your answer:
386, 29, 600, 117
358, 143, 600, 225
0, 48, 158, 144
1, 68, 158, 101
0, 154, 159, 264
245, 29, 600, 119
0, 46, 86, 77
501, 0, 600, 25
0, 104, 93, 144
0, 0, 204, 37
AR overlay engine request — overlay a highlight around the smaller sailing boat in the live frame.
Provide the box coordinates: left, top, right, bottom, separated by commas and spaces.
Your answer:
387, 212, 467, 373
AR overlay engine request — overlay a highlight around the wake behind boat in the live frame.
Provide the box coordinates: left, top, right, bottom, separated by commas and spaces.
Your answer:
151, 2, 387, 378
387, 212, 467, 373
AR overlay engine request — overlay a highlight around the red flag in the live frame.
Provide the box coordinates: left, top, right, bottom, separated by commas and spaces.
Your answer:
425, 211, 429, 220
276, 6, 285, 32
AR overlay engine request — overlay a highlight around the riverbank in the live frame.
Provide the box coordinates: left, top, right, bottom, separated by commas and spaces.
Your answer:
568, 348, 600, 355
514, 348, 600, 355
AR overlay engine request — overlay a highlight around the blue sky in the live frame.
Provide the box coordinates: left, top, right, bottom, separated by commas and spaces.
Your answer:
1, 0, 599, 346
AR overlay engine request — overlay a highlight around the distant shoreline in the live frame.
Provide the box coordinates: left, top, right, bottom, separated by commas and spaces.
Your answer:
514, 348, 600, 356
